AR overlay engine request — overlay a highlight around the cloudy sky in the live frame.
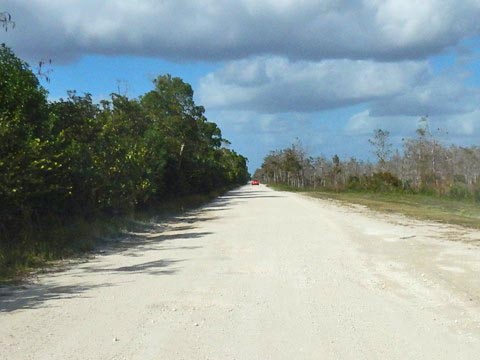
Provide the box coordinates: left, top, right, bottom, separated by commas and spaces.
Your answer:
2, 0, 480, 171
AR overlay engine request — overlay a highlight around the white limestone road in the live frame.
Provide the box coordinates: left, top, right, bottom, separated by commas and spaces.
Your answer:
2, 185, 480, 359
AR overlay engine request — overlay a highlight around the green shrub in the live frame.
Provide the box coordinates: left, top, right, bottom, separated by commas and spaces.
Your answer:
449, 182, 470, 200
473, 188, 480, 203
346, 176, 362, 191
364, 172, 402, 192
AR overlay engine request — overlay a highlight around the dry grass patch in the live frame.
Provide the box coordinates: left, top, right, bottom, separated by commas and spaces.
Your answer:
304, 191, 480, 230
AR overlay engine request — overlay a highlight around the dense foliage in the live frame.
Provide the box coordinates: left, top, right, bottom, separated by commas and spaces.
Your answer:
0, 44, 249, 270
254, 120, 480, 200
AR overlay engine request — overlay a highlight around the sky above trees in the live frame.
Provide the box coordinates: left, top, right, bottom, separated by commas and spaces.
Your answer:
2, 0, 480, 170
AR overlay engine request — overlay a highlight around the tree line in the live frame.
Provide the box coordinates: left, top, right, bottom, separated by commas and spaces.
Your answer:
0, 44, 249, 268
254, 118, 480, 201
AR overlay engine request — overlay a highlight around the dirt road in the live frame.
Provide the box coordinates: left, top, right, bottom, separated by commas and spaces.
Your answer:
2, 185, 480, 359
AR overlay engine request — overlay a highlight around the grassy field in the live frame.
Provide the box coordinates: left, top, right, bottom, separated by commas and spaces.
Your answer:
270, 185, 480, 230
306, 191, 480, 229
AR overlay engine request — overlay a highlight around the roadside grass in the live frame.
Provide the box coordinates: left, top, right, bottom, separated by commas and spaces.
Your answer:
269, 184, 480, 230
0, 190, 228, 284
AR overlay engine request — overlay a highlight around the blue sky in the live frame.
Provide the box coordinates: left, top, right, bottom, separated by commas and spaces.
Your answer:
39, 56, 218, 101
2, 1, 480, 172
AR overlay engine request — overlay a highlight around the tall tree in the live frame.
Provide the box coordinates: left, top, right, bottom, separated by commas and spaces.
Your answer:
369, 129, 392, 171
0, 44, 50, 241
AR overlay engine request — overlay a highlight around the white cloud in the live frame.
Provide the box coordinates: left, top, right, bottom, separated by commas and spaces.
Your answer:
4, 0, 480, 62
345, 109, 480, 140
370, 74, 480, 117
444, 110, 480, 136
344, 111, 376, 135
199, 57, 428, 113
198, 53, 480, 118
345, 111, 416, 136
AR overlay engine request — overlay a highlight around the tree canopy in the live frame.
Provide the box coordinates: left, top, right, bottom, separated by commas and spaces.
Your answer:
0, 45, 249, 266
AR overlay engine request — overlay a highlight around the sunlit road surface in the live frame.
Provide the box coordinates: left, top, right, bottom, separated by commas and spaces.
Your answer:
2, 185, 480, 359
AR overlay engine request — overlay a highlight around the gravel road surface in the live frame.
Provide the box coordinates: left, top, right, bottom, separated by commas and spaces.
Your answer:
2, 185, 480, 359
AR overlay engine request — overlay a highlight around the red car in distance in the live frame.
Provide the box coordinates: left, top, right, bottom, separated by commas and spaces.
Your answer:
251, 180, 260, 185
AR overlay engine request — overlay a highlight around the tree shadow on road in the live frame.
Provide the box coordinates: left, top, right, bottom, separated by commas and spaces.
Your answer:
81, 258, 183, 276
209, 189, 286, 203
0, 187, 270, 313
0, 255, 186, 313
99, 230, 212, 256
0, 282, 113, 313
0, 227, 212, 313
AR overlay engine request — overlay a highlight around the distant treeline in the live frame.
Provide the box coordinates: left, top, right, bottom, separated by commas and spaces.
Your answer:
0, 44, 249, 268
254, 119, 480, 200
